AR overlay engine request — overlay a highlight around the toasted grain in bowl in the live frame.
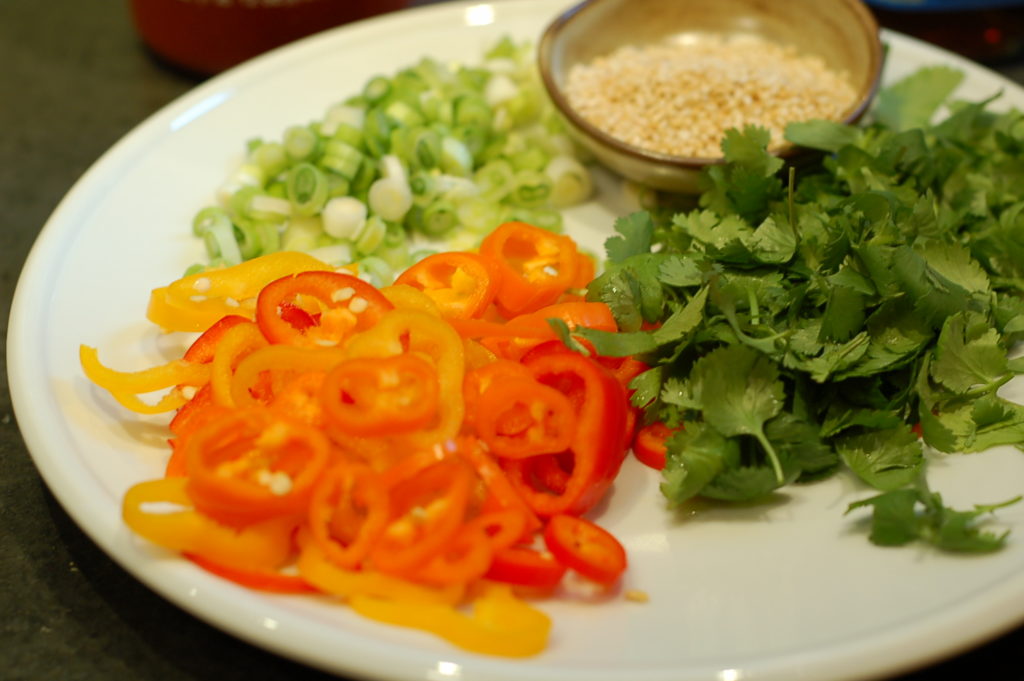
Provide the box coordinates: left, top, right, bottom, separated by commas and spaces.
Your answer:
564, 34, 858, 160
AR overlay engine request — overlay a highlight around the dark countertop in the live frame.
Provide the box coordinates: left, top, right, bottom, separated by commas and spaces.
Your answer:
1, 1, 1021, 680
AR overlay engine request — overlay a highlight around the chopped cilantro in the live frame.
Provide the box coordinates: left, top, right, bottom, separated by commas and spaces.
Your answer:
586, 66, 1024, 552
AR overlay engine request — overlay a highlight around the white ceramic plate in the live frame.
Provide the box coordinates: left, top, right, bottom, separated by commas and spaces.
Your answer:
10, 2, 1024, 680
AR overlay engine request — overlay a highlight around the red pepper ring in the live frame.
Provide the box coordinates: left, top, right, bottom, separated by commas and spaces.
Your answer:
184, 407, 332, 526
370, 458, 475, 576
484, 545, 567, 591
478, 221, 580, 317
394, 251, 502, 321
502, 351, 628, 517
475, 376, 576, 459
632, 421, 682, 471
543, 513, 627, 586
256, 270, 393, 348
319, 354, 440, 438
308, 463, 390, 570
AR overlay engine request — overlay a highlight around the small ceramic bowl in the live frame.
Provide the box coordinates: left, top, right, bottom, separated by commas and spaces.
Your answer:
538, 0, 883, 193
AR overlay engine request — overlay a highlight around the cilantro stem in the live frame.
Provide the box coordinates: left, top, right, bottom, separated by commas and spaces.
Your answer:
753, 429, 785, 484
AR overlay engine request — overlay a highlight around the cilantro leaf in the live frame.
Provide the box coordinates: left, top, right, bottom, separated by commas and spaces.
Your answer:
605, 211, 655, 263
835, 425, 924, 491
873, 65, 964, 131
694, 345, 786, 482
847, 482, 1020, 552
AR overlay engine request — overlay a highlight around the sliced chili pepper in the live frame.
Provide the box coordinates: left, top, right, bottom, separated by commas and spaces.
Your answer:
297, 541, 465, 605
348, 582, 551, 658
502, 350, 628, 517
319, 354, 439, 438
462, 359, 533, 432
229, 345, 345, 408
411, 521, 496, 586
476, 376, 576, 459
256, 270, 393, 348
371, 457, 474, 576
79, 345, 210, 415
633, 421, 682, 470
184, 407, 332, 525
182, 315, 251, 364
307, 463, 389, 570
394, 251, 501, 320
268, 370, 329, 428
485, 545, 567, 591
148, 251, 331, 332
343, 309, 465, 446
478, 221, 580, 317
122, 477, 296, 569
543, 513, 627, 586
475, 301, 618, 360
185, 553, 317, 594
208, 321, 269, 407
457, 436, 542, 539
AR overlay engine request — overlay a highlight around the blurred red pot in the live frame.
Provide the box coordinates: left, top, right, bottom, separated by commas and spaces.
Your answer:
129, 0, 411, 76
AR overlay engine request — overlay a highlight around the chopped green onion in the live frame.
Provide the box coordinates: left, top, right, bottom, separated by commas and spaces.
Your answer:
216, 163, 265, 206
286, 163, 329, 217
322, 196, 367, 240
307, 242, 354, 266
545, 155, 593, 207
193, 207, 243, 265
321, 140, 364, 180
191, 37, 592, 273
281, 215, 325, 252
420, 200, 458, 237
363, 75, 392, 105
440, 136, 473, 177
283, 125, 318, 161
355, 256, 394, 288
509, 169, 553, 207
321, 103, 364, 137
354, 214, 387, 254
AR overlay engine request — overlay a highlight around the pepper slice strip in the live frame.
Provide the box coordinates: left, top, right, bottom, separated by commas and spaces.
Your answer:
502, 350, 628, 517
79, 346, 210, 415
348, 582, 551, 658
394, 252, 501, 320
478, 221, 580, 317
475, 376, 576, 459
185, 553, 317, 594
296, 541, 465, 605
122, 477, 295, 569
543, 514, 627, 586
319, 354, 439, 438
184, 407, 332, 526
148, 252, 331, 332
256, 270, 393, 348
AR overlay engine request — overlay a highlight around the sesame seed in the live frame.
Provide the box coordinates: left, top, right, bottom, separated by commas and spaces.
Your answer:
348, 296, 369, 313
565, 34, 857, 159
331, 287, 356, 303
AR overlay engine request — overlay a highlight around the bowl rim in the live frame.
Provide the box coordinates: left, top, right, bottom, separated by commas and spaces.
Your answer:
537, 0, 884, 169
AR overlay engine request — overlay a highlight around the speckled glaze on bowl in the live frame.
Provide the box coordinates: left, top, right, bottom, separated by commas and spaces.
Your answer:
539, 0, 883, 193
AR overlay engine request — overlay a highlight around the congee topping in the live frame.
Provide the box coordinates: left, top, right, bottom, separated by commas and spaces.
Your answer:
564, 34, 857, 158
